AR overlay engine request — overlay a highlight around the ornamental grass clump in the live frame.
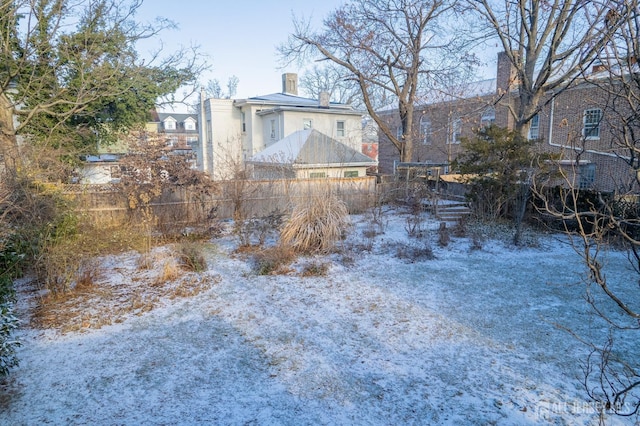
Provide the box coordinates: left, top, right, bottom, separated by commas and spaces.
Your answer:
280, 194, 350, 254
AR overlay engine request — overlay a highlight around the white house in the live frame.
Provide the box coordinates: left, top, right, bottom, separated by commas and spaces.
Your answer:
198, 73, 365, 180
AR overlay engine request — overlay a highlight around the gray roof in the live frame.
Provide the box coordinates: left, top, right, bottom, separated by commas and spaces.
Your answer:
236, 93, 355, 112
377, 78, 497, 112
249, 129, 376, 167
156, 112, 197, 123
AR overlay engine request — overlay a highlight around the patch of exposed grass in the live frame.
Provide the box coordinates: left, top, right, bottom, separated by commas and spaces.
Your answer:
252, 245, 296, 275
300, 261, 330, 277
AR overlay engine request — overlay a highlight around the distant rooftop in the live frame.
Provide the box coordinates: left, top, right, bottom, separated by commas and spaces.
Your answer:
249, 129, 376, 167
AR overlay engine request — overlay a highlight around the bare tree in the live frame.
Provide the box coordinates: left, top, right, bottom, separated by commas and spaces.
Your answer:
279, 0, 475, 163
226, 76, 239, 99
0, 0, 206, 174
531, 3, 640, 418
299, 63, 389, 111
204, 76, 240, 99
468, 0, 630, 138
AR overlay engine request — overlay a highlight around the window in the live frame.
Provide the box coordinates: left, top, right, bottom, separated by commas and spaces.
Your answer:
583, 108, 603, 139
241, 112, 246, 133
336, 121, 345, 137
186, 136, 198, 146
344, 170, 359, 178
579, 163, 596, 189
164, 120, 176, 130
310, 172, 326, 178
480, 107, 495, 127
303, 119, 312, 130
449, 117, 462, 144
528, 114, 540, 140
419, 116, 431, 145
270, 120, 276, 139
184, 120, 196, 131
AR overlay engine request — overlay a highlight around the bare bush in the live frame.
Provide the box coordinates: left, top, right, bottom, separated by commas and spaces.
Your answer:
236, 210, 285, 248
394, 241, 434, 262
438, 222, 450, 247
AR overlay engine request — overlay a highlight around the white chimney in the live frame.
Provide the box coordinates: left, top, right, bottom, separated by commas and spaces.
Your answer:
319, 91, 330, 108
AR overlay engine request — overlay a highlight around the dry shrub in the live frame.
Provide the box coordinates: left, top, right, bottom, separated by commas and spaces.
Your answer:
156, 258, 181, 284
280, 193, 350, 254
452, 216, 468, 238
178, 243, 207, 272
137, 252, 155, 270
253, 245, 296, 275
394, 241, 434, 262
75, 259, 101, 289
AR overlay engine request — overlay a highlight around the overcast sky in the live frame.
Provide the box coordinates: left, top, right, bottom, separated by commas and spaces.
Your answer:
135, 0, 346, 101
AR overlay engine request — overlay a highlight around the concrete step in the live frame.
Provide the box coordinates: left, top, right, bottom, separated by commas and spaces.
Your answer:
434, 202, 471, 221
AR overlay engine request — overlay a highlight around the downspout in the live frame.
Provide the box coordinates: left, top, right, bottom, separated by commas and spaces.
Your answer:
546, 93, 630, 160
199, 87, 209, 174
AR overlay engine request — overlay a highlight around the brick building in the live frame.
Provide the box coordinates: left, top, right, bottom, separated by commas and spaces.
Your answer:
378, 52, 638, 193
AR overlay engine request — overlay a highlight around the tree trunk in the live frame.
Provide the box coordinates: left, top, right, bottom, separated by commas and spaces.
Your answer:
0, 92, 19, 173
399, 101, 414, 163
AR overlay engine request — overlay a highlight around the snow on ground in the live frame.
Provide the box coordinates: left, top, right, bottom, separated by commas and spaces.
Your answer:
0, 207, 637, 425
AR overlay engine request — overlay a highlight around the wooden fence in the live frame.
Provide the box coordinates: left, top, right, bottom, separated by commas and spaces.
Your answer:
66, 177, 377, 228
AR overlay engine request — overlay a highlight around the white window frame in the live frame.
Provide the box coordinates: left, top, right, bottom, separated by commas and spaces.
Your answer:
528, 114, 540, 140
184, 120, 196, 131
336, 120, 345, 137
449, 117, 462, 144
583, 108, 602, 140
419, 116, 431, 145
270, 119, 276, 139
579, 163, 596, 189
164, 120, 176, 130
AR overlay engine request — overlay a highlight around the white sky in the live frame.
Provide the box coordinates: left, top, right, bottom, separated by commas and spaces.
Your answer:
135, 0, 346, 101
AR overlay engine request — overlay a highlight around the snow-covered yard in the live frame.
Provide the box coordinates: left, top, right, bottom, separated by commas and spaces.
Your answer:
0, 207, 636, 425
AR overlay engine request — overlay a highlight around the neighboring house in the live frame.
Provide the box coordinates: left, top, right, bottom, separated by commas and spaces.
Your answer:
246, 129, 376, 179
378, 52, 638, 193
77, 111, 199, 184
361, 117, 379, 170
146, 111, 199, 151
198, 73, 366, 180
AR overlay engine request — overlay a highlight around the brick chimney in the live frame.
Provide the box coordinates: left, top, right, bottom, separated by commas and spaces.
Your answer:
282, 73, 298, 95
496, 51, 519, 94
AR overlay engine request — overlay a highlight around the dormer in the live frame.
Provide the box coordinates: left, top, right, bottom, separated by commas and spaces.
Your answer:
183, 116, 197, 131
163, 116, 177, 131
